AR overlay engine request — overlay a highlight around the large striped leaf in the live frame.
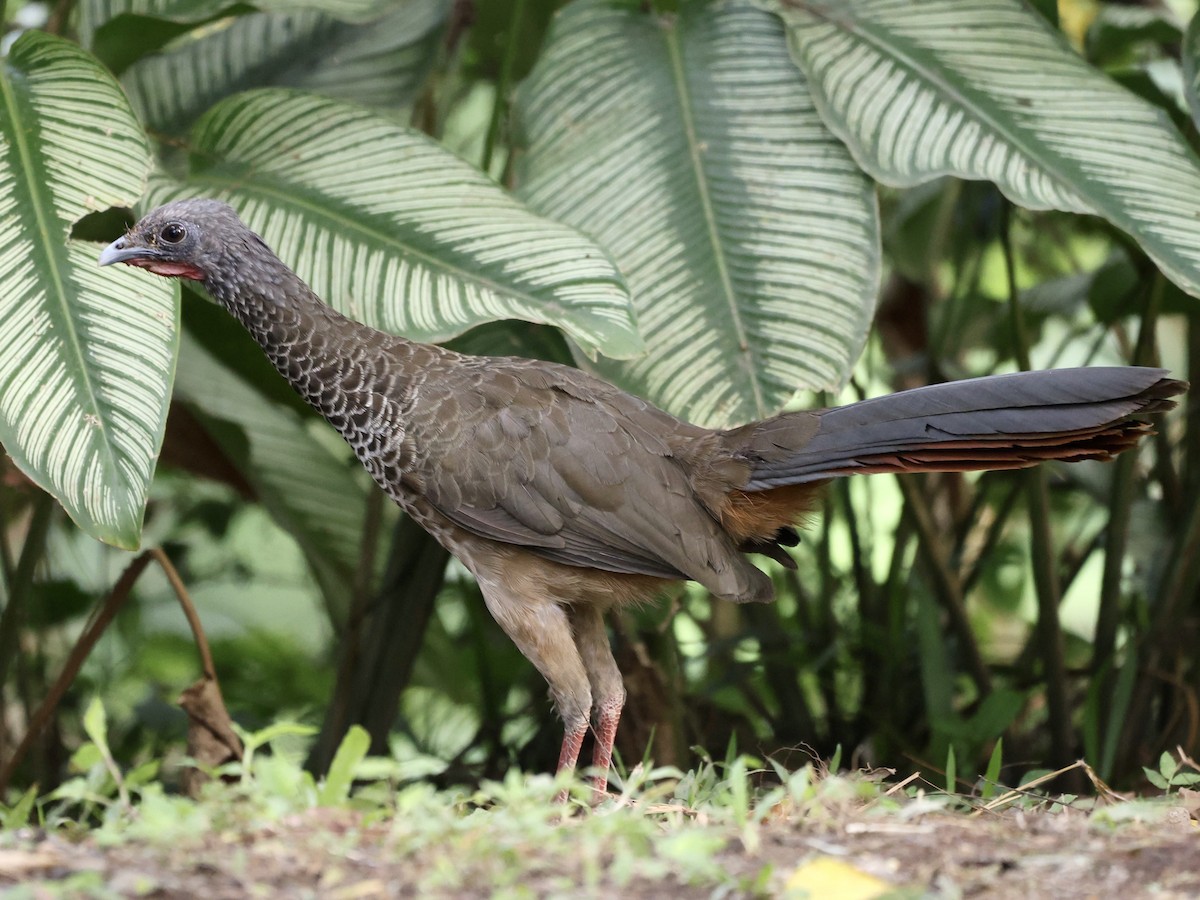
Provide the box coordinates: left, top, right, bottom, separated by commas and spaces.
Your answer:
0, 33, 176, 549
514, 0, 879, 427
174, 320, 367, 621
121, 0, 446, 135
771, 0, 1200, 300
141, 89, 642, 359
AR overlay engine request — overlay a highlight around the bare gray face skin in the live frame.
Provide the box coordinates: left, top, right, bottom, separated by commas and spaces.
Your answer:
98, 199, 252, 282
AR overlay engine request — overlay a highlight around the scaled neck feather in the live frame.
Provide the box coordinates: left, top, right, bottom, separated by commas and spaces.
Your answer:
200, 238, 424, 426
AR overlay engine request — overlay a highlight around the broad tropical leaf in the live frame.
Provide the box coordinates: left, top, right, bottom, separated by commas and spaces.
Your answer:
1182, 10, 1200, 130
79, 0, 410, 46
174, 320, 367, 620
514, 0, 879, 427
142, 89, 642, 359
121, 0, 447, 135
79, 0, 225, 50
772, 0, 1200, 300
0, 33, 175, 548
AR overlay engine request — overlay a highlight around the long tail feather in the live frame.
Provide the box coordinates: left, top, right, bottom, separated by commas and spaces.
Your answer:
737, 367, 1185, 490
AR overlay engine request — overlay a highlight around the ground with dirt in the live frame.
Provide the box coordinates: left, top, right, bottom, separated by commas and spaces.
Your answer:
3, 786, 1197, 898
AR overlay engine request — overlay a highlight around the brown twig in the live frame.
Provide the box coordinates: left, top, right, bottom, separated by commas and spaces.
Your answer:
0, 494, 54, 694
1001, 203, 1073, 785
326, 490, 384, 749
0, 551, 154, 795
897, 475, 992, 697
44, 0, 74, 35
973, 759, 1088, 814
150, 547, 216, 681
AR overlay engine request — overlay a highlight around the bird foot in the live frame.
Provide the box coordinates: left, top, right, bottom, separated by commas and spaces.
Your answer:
589, 775, 612, 806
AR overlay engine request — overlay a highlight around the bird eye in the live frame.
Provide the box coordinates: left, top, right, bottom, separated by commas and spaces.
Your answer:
160, 223, 186, 244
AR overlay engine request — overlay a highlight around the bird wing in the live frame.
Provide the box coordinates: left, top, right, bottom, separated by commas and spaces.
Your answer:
401, 356, 761, 597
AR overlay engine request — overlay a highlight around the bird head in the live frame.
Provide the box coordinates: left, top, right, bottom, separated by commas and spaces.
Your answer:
98, 199, 253, 282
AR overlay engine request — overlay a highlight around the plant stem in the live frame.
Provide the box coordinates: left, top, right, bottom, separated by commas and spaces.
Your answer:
1001, 203, 1073, 779
959, 479, 1022, 596
326, 491, 385, 749
0, 494, 54, 694
0, 550, 153, 795
481, 0, 527, 177
1094, 276, 1162, 679
897, 476, 991, 696
151, 547, 217, 681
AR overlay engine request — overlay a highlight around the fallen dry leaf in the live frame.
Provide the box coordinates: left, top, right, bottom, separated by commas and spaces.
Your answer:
785, 856, 892, 899
178, 676, 243, 798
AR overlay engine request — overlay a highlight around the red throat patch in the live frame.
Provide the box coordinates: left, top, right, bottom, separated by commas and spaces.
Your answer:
128, 258, 206, 281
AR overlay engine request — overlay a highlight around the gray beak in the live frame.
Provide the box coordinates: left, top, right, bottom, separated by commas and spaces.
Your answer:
99, 237, 158, 266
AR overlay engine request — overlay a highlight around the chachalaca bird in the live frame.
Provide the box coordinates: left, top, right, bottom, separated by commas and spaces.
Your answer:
101, 199, 1185, 798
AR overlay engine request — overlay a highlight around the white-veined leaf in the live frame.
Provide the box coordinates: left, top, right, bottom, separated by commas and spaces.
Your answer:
173, 323, 367, 619
514, 0, 879, 427
141, 89, 642, 359
121, 0, 446, 135
772, 0, 1200, 300
0, 32, 176, 548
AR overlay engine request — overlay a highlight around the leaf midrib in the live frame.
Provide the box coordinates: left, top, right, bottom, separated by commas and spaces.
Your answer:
662, 15, 765, 417
195, 168, 635, 350
800, 2, 1093, 206
0, 48, 120, 494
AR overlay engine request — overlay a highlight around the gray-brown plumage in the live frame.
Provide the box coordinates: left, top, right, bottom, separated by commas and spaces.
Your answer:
101, 199, 1186, 797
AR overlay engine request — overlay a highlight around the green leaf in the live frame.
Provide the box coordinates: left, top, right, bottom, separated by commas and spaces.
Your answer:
173, 320, 367, 621
318, 724, 371, 805
516, 0, 879, 426
1159, 751, 1177, 781
81, 696, 110, 756
1088, 6, 1181, 70
80, 0, 410, 46
774, 0, 1200, 300
79, 0, 217, 50
1, 785, 38, 829
963, 688, 1025, 742
0, 32, 177, 549
238, 720, 318, 755
125, 759, 162, 789
142, 88, 641, 359
121, 0, 447, 136
1144, 767, 1170, 790
982, 738, 1003, 800
69, 743, 104, 773
28, 579, 95, 628
1182, 10, 1200, 130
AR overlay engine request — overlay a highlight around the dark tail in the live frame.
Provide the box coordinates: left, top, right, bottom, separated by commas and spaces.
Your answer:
736, 367, 1185, 490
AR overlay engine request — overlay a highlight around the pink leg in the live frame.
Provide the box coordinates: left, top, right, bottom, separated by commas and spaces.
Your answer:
590, 697, 623, 801
555, 720, 588, 803
557, 720, 587, 775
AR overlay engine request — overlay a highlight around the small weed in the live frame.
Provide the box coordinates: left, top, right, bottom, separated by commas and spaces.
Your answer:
1143, 750, 1200, 793
8, 711, 1199, 897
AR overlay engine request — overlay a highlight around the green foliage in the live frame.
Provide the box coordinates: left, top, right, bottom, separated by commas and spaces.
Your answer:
981, 739, 1004, 801
1143, 751, 1200, 793
8, 702, 1199, 893
0, 32, 176, 546
42, 697, 161, 826
0, 785, 38, 829
1, 0, 1199, 823
514, 0, 880, 424
317, 724, 370, 806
